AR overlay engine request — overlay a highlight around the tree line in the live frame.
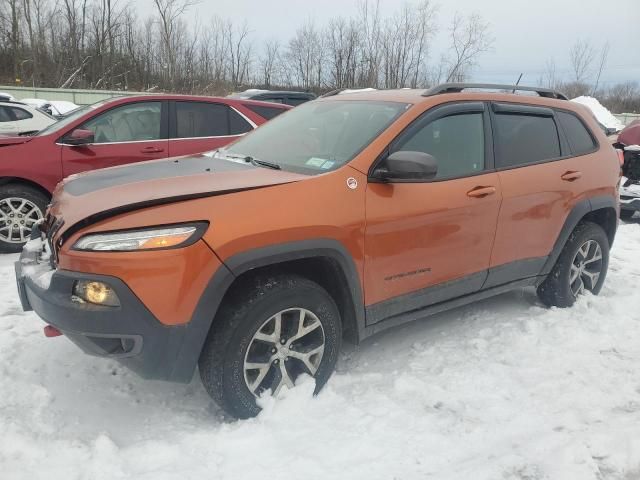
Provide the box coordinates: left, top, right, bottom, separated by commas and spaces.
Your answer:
0, 0, 637, 113
0, 0, 492, 92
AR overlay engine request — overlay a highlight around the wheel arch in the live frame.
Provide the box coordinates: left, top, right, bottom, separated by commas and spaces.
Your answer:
168, 239, 365, 383
0, 177, 52, 200
540, 195, 617, 277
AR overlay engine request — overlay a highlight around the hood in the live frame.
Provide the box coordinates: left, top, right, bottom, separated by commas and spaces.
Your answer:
0, 134, 33, 146
47, 153, 307, 243
618, 122, 640, 147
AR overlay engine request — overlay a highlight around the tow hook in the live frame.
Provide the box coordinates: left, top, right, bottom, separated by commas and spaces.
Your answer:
43, 325, 62, 337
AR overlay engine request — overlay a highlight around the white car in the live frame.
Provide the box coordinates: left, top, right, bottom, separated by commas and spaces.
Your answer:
21, 98, 80, 118
0, 101, 56, 135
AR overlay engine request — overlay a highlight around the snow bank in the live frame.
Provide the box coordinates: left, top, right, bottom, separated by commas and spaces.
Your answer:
571, 96, 625, 132
2, 225, 640, 479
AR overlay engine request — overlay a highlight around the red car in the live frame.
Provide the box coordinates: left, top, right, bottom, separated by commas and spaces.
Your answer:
0, 94, 290, 252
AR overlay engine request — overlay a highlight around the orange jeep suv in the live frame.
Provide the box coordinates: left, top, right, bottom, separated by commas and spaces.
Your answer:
15, 84, 620, 418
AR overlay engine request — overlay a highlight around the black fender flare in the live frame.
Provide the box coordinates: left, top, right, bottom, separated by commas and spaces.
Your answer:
540, 195, 617, 277
168, 238, 365, 382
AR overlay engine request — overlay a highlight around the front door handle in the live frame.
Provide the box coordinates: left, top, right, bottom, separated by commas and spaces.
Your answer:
467, 186, 497, 198
561, 170, 582, 182
141, 146, 164, 154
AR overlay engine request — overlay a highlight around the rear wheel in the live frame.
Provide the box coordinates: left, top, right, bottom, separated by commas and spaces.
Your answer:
537, 221, 609, 307
198, 274, 342, 419
0, 184, 48, 253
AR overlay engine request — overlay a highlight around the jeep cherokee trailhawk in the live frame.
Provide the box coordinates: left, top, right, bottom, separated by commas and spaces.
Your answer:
16, 83, 620, 418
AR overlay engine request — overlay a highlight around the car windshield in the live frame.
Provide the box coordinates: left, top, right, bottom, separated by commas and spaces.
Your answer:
219, 100, 409, 174
35, 100, 108, 136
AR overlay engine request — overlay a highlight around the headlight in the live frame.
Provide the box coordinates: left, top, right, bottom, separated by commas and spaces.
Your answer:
73, 223, 208, 252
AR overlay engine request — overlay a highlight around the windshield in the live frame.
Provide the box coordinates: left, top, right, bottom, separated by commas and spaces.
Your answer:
36, 100, 108, 136
221, 100, 409, 174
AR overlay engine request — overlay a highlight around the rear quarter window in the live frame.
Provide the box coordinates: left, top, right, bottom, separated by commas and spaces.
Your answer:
494, 113, 561, 168
556, 111, 596, 155
11, 107, 33, 120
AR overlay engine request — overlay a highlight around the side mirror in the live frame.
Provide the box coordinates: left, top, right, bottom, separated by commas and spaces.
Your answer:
64, 128, 94, 146
372, 151, 438, 182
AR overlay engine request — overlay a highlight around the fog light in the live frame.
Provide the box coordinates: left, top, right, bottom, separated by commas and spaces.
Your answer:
73, 280, 120, 307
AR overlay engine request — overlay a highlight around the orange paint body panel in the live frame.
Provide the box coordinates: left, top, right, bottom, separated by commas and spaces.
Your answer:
58, 240, 221, 325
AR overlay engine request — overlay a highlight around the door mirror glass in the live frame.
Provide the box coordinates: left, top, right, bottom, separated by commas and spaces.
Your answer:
373, 151, 438, 181
64, 128, 95, 146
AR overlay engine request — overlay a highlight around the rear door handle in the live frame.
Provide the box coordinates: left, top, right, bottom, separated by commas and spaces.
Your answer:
467, 186, 497, 198
140, 146, 164, 154
561, 170, 582, 182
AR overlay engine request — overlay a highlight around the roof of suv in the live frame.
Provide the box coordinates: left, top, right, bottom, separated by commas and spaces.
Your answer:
323, 84, 573, 110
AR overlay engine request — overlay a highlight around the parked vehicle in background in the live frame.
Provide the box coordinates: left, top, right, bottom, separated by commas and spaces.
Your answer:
0, 92, 16, 101
0, 100, 56, 135
616, 121, 640, 219
15, 84, 620, 418
228, 89, 316, 106
21, 99, 80, 119
0, 94, 290, 252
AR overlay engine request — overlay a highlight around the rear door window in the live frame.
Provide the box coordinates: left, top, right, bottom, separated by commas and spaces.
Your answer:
229, 108, 253, 134
175, 102, 228, 138
494, 113, 561, 168
556, 111, 596, 155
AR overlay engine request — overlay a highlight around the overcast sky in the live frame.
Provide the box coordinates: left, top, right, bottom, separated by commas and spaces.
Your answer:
141, 0, 639, 85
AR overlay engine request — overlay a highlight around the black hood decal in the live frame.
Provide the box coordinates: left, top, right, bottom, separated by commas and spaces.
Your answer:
58, 184, 272, 248
64, 154, 255, 196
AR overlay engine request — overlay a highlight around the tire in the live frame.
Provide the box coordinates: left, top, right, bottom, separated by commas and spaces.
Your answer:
0, 184, 49, 253
537, 221, 609, 308
620, 209, 635, 220
199, 274, 342, 419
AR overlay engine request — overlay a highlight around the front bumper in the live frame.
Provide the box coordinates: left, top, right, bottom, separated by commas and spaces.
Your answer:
15, 242, 196, 382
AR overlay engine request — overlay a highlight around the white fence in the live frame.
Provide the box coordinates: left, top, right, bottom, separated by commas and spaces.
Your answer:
615, 113, 640, 126
0, 85, 147, 105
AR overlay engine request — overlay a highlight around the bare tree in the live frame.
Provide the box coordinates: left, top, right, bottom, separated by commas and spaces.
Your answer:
153, 0, 198, 88
325, 17, 360, 89
445, 12, 493, 83
569, 39, 595, 84
540, 58, 558, 89
591, 42, 610, 96
259, 39, 280, 88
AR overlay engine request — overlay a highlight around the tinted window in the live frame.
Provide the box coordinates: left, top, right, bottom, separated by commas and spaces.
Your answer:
557, 111, 596, 155
393, 113, 485, 179
245, 104, 287, 120
80, 102, 162, 143
176, 102, 228, 137
286, 97, 310, 106
12, 107, 32, 120
495, 114, 560, 168
229, 108, 252, 134
0, 107, 12, 122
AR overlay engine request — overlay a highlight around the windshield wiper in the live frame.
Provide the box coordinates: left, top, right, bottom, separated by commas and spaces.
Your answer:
223, 152, 280, 170
245, 156, 281, 170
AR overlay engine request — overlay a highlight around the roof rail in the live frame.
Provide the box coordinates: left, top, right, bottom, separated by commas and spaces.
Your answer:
320, 88, 346, 98
423, 83, 568, 100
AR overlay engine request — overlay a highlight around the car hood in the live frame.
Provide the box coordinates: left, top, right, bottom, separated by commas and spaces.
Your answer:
46, 153, 307, 243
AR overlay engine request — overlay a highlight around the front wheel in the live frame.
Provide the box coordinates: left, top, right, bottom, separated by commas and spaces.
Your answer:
0, 184, 48, 253
537, 221, 609, 308
199, 275, 342, 419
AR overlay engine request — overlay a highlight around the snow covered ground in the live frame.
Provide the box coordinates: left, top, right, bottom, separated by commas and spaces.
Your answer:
2, 223, 640, 480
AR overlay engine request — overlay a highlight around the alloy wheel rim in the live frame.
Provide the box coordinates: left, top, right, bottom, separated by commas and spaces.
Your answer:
570, 239, 603, 296
243, 307, 325, 397
0, 197, 43, 244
